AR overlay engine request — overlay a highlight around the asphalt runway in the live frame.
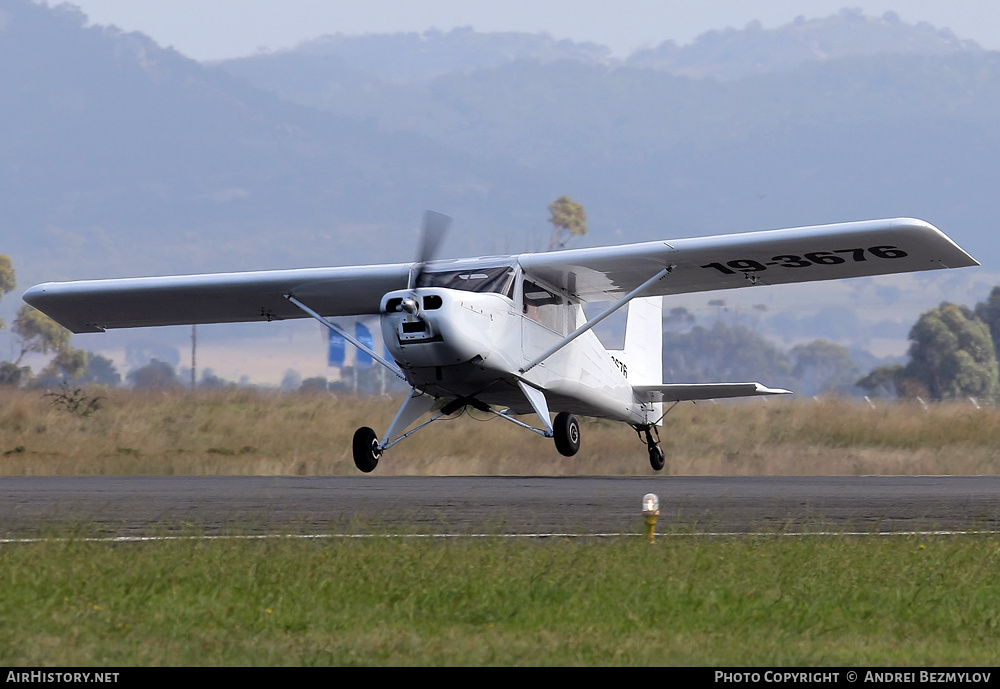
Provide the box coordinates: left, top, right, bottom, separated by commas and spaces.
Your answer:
1, 475, 999, 538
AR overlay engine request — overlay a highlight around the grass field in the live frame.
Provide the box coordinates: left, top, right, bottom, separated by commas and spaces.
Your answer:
1, 388, 998, 476
1, 533, 998, 666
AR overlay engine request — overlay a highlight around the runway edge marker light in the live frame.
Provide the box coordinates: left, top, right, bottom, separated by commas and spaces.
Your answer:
642, 493, 659, 544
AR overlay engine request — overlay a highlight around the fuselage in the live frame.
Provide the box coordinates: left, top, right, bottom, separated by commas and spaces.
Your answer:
378, 261, 651, 425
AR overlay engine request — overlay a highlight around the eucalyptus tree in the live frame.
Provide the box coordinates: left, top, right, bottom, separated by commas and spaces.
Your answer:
901, 302, 998, 400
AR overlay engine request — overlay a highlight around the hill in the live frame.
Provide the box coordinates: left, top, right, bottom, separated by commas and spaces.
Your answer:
0, 0, 544, 288
5, 2, 1000, 383
627, 8, 983, 79
219, 15, 1000, 265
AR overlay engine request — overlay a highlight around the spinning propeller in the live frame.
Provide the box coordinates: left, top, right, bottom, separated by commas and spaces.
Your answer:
402, 210, 451, 314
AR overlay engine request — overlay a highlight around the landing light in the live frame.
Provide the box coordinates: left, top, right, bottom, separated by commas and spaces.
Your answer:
642, 493, 659, 544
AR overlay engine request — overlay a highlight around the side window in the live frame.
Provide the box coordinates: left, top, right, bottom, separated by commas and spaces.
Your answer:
522, 280, 569, 335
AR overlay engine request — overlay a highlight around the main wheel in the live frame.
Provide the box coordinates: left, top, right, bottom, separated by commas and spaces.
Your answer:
649, 445, 665, 472
352, 426, 381, 473
553, 412, 581, 457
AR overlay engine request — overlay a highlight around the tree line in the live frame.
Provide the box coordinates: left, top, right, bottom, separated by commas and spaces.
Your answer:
661, 287, 1000, 403
660, 310, 861, 398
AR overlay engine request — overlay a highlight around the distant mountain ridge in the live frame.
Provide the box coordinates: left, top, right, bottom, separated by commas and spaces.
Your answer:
1, 0, 535, 285
218, 20, 1000, 210
4, 0, 1000, 365
289, 27, 613, 84
238, 7, 987, 86
627, 8, 983, 80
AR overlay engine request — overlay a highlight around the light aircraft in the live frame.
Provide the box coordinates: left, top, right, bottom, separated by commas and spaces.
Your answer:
23, 215, 977, 472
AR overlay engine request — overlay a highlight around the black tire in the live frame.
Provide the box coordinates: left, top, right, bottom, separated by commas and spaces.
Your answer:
553, 412, 581, 457
649, 445, 665, 472
353, 426, 381, 473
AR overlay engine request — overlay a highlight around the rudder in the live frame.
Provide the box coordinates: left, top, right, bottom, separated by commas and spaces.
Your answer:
620, 296, 662, 387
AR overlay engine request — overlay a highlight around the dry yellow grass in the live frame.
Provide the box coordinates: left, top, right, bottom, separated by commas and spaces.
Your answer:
0, 387, 997, 476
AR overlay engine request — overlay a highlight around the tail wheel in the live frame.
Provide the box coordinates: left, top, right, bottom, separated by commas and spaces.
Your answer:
649, 445, 665, 472
352, 427, 382, 473
553, 412, 581, 457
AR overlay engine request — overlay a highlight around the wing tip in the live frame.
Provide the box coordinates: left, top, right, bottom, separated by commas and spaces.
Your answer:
755, 384, 793, 396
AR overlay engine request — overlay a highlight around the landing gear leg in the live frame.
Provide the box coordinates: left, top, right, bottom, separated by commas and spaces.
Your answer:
352, 427, 381, 473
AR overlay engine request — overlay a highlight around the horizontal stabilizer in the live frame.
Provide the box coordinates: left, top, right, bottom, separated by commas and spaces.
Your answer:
633, 382, 792, 403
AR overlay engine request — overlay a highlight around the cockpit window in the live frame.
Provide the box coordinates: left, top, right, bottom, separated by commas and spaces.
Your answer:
417, 266, 515, 297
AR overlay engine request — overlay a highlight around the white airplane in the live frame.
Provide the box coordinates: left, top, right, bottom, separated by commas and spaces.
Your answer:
23, 215, 977, 473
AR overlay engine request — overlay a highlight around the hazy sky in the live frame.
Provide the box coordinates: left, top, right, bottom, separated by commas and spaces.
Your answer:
57, 1, 1000, 61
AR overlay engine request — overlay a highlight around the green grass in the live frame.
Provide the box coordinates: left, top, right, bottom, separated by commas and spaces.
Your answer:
1, 533, 999, 665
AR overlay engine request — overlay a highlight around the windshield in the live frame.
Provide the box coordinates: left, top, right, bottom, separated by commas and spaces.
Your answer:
417, 266, 515, 297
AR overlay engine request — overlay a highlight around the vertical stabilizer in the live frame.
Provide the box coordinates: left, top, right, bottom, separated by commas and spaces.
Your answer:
622, 296, 662, 385
619, 296, 663, 424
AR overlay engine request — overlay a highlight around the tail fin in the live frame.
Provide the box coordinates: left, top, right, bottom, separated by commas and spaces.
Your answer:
620, 296, 662, 387
614, 296, 662, 425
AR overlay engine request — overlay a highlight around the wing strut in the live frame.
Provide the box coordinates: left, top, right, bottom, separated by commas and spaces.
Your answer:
284, 294, 407, 381
517, 380, 555, 437
519, 265, 674, 374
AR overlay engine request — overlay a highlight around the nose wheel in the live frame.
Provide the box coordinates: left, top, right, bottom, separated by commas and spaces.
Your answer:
352, 426, 382, 473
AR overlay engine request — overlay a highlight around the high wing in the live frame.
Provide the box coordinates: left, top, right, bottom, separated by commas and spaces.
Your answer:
23, 263, 411, 333
518, 218, 977, 301
23, 217, 975, 334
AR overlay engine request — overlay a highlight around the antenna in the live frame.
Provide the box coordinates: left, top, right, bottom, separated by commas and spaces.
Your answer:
191, 324, 197, 388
